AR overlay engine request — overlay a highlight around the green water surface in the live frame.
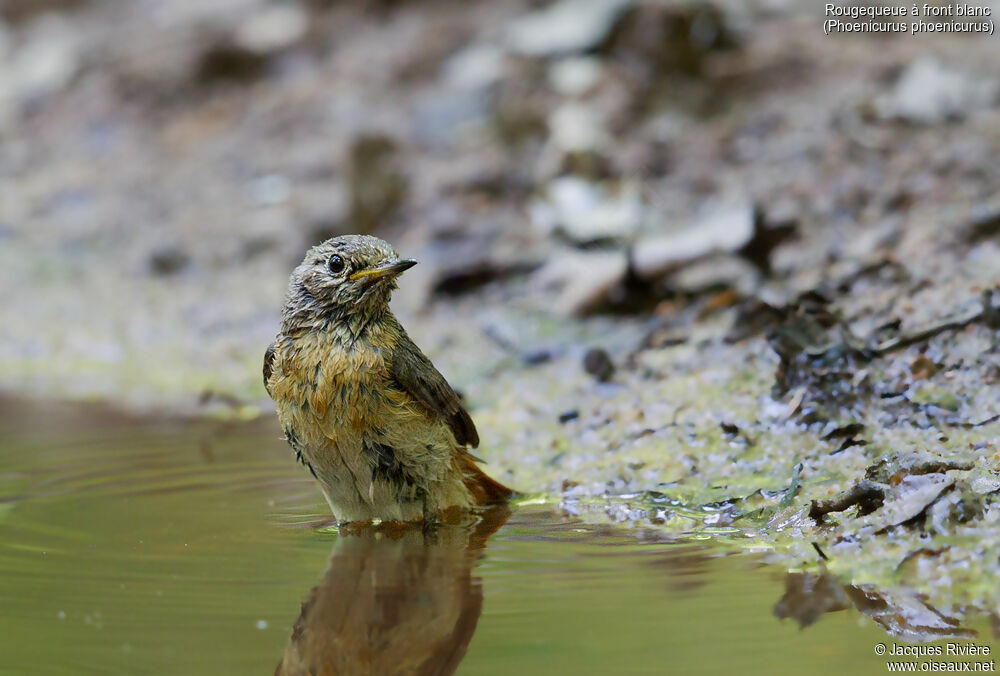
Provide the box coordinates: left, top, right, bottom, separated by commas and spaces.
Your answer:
0, 398, 995, 675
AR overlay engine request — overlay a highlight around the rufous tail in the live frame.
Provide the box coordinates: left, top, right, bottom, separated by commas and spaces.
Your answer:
457, 454, 514, 506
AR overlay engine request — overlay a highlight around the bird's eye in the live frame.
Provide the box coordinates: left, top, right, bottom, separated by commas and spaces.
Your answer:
327, 255, 346, 275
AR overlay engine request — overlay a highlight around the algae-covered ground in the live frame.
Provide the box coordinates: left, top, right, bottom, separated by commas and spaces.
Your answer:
3, 0, 1000, 638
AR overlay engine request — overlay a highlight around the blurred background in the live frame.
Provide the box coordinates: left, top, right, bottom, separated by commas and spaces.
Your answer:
3, 0, 998, 416
4, 2, 1000, 671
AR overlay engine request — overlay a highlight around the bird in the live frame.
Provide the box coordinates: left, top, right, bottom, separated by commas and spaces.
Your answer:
264, 234, 512, 523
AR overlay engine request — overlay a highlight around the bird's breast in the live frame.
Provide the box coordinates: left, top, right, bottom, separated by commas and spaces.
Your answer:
270, 329, 396, 437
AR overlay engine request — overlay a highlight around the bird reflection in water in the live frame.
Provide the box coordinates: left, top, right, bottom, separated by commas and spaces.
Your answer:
276, 507, 510, 676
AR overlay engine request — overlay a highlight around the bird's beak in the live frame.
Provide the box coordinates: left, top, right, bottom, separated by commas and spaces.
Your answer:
349, 258, 418, 283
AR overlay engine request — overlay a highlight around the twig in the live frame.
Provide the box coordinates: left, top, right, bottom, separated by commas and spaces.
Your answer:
808, 480, 885, 522
872, 307, 983, 356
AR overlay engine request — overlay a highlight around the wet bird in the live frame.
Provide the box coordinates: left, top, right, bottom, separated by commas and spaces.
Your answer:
265, 235, 512, 523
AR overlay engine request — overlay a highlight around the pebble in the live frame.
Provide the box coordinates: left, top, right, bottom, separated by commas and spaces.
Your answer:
235, 4, 308, 55
633, 201, 755, 279
877, 57, 996, 125
548, 57, 602, 97
559, 409, 580, 423
532, 176, 641, 243
583, 347, 615, 382
505, 0, 634, 57
148, 246, 191, 276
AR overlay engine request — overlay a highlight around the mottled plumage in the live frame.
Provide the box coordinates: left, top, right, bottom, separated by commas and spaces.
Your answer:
265, 235, 511, 523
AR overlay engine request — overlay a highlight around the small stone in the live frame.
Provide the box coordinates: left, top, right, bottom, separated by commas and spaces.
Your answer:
671, 255, 758, 296
548, 57, 602, 97
633, 201, 755, 279
441, 44, 504, 91
583, 347, 615, 382
971, 474, 1000, 495
558, 409, 580, 423
860, 474, 954, 532
148, 246, 190, 276
505, 0, 634, 57
877, 58, 997, 125
548, 103, 609, 154
532, 176, 642, 243
534, 249, 628, 316
235, 5, 308, 55
2, 16, 80, 105
523, 349, 554, 366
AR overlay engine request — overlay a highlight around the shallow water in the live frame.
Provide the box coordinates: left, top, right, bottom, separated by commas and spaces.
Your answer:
1, 398, 997, 675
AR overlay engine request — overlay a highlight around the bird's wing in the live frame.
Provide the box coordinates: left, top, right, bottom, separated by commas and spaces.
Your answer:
263, 341, 276, 396
389, 333, 479, 448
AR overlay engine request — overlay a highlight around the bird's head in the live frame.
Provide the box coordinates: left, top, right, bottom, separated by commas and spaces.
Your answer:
282, 234, 416, 330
